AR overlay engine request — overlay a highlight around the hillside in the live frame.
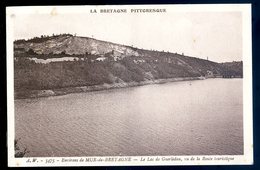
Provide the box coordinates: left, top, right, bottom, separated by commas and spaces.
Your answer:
14, 34, 139, 58
14, 34, 243, 98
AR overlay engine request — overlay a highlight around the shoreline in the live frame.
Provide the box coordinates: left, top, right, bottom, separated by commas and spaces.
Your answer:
14, 76, 228, 99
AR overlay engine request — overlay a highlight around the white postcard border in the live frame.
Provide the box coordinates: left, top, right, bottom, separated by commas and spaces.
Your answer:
6, 4, 253, 167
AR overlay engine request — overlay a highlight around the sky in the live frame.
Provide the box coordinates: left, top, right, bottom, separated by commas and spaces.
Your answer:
11, 6, 243, 63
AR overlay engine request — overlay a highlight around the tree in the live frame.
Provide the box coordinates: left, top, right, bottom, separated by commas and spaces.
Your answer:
27, 49, 36, 55
61, 50, 66, 55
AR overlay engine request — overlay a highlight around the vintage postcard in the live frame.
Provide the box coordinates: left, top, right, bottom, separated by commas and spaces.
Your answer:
7, 4, 253, 166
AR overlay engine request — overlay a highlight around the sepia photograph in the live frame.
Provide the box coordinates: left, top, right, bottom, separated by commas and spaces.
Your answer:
7, 4, 253, 166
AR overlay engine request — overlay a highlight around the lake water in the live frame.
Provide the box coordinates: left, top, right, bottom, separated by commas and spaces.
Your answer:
15, 78, 243, 157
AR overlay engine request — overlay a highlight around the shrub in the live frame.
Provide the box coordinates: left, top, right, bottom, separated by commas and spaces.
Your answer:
15, 138, 29, 157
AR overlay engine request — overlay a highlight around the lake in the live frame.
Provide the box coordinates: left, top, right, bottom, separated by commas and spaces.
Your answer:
15, 78, 243, 157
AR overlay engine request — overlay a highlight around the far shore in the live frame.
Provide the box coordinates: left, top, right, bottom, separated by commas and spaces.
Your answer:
14, 76, 240, 99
